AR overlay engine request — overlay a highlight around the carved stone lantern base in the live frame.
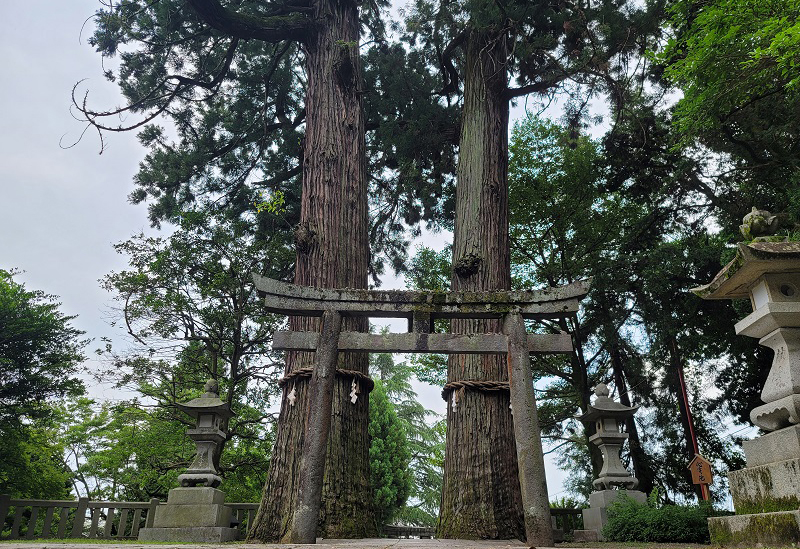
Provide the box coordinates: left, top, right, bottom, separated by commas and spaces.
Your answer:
693, 239, 800, 546
138, 487, 239, 542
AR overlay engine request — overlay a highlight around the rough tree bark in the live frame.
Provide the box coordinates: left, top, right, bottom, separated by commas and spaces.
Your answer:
610, 345, 656, 496
438, 29, 525, 540
248, 0, 374, 540
562, 317, 604, 480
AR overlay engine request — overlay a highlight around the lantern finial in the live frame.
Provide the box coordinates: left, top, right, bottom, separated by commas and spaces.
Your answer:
594, 383, 610, 398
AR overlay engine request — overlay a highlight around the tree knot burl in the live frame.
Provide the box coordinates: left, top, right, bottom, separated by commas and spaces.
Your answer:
294, 222, 317, 254
454, 252, 483, 278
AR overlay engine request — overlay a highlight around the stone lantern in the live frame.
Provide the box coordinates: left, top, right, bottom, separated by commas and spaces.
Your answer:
573, 383, 646, 541
139, 379, 239, 542
176, 378, 235, 488
693, 231, 800, 546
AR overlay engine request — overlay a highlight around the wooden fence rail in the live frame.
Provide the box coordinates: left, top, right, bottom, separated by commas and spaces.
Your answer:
1, 494, 582, 541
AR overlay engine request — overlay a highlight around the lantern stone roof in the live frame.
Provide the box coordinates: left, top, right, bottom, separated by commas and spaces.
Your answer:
691, 241, 800, 301
577, 383, 638, 422
176, 378, 235, 419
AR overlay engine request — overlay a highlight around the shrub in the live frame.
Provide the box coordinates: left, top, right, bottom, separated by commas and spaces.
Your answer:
603, 494, 713, 543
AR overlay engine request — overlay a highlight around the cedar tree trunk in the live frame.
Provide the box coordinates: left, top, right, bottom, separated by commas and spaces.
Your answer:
610, 345, 656, 496
248, 0, 374, 540
438, 29, 525, 540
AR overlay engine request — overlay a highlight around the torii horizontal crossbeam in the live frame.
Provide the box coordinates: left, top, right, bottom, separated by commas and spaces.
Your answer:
272, 330, 573, 354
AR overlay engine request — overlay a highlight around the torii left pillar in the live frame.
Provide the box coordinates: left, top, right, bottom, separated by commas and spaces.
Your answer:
286, 310, 341, 543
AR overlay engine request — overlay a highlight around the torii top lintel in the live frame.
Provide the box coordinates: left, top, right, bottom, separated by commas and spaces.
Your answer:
253, 274, 590, 320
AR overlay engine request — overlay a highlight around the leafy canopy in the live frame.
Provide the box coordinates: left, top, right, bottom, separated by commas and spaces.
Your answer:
0, 269, 86, 428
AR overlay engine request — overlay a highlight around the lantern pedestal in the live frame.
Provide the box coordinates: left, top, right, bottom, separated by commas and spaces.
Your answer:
573, 489, 646, 541
693, 239, 800, 546
138, 488, 238, 542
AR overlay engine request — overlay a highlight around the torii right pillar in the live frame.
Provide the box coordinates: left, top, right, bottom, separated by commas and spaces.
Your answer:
694, 238, 800, 546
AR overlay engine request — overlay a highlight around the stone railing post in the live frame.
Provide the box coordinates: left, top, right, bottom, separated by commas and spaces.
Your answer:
70, 497, 90, 538
0, 494, 10, 528
145, 498, 159, 528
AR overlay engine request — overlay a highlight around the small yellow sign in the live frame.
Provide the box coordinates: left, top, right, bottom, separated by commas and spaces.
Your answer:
688, 454, 713, 485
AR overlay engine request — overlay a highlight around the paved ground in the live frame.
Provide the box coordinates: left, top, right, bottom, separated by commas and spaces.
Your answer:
0, 541, 529, 549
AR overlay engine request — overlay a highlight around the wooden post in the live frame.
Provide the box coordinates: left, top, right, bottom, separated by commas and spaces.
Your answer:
504, 313, 554, 547
285, 309, 342, 544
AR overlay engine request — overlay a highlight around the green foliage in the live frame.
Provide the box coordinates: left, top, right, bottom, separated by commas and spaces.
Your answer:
100, 211, 285, 413
507, 115, 750, 503
368, 380, 412, 528
59, 392, 272, 502
93, 213, 278, 501
0, 269, 86, 428
0, 417, 72, 499
363, 44, 459, 273
370, 351, 444, 526
659, 0, 800, 221
603, 494, 713, 543
403, 246, 450, 386
254, 190, 286, 215
59, 397, 192, 500
0, 270, 86, 499
550, 496, 587, 509
83, 0, 456, 279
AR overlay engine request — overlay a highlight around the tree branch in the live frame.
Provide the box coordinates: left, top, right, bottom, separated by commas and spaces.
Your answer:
185, 0, 311, 43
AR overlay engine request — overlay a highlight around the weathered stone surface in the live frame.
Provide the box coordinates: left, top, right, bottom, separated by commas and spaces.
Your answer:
750, 393, 800, 431
729, 458, 800, 514
744, 425, 800, 466
691, 241, 800, 301
578, 385, 640, 491
272, 331, 573, 355
736, 303, 800, 338
253, 273, 589, 319
0, 540, 531, 549
582, 506, 606, 539
588, 488, 646, 508
138, 526, 239, 542
504, 312, 553, 546
758, 328, 800, 402
152, 502, 232, 528
709, 510, 800, 547
571, 529, 599, 542
164, 486, 227, 505
286, 309, 341, 544
694, 237, 800, 549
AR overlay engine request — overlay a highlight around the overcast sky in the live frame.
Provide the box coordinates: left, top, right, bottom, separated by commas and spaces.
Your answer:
1, 0, 157, 394
0, 0, 571, 499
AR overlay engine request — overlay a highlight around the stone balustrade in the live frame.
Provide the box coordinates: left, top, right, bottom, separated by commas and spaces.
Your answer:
1, 495, 583, 542
0, 494, 259, 541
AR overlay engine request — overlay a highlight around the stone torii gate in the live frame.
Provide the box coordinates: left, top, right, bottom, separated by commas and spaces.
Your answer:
254, 274, 589, 545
